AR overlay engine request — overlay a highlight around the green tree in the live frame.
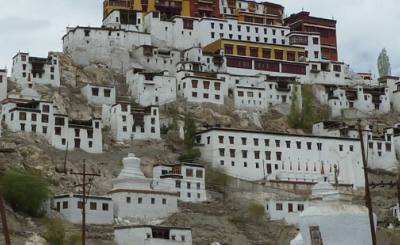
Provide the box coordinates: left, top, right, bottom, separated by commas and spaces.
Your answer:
206, 166, 232, 202
247, 202, 266, 221
183, 112, 197, 149
377, 48, 391, 77
178, 148, 201, 162
300, 85, 314, 129
288, 83, 301, 128
44, 218, 65, 245
0, 169, 49, 217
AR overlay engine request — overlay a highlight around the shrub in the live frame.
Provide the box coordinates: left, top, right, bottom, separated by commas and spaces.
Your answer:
64, 233, 81, 245
247, 202, 266, 221
206, 166, 232, 192
0, 169, 49, 217
178, 148, 201, 162
183, 112, 197, 149
44, 218, 65, 245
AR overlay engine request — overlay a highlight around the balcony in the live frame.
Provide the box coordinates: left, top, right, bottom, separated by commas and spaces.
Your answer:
103, 0, 131, 9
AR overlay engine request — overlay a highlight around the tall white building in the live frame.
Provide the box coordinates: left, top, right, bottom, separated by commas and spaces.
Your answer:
102, 103, 160, 142
152, 163, 207, 202
127, 70, 176, 106
1, 98, 102, 153
0, 69, 7, 101
11, 52, 60, 87
109, 154, 178, 221
196, 127, 365, 189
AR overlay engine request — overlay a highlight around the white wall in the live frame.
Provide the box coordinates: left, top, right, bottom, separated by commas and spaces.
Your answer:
196, 128, 365, 189
0, 69, 7, 101
53, 194, 113, 225
11, 52, 60, 87
114, 226, 192, 245
81, 84, 116, 106
266, 199, 310, 224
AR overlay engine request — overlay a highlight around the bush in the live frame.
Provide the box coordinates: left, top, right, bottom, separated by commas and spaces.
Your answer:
206, 166, 232, 192
178, 148, 201, 162
44, 218, 65, 245
0, 169, 49, 217
247, 202, 266, 221
64, 233, 81, 245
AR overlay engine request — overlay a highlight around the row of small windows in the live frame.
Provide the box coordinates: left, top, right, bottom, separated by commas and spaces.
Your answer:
267, 202, 305, 212
211, 32, 285, 44
161, 168, 203, 178
91, 87, 112, 97
175, 180, 202, 190
122, 125, 156, 134
212, 136, 326, 150
56, 200, 109, 211
210, 22, 286, 36
126, 196, 167, 205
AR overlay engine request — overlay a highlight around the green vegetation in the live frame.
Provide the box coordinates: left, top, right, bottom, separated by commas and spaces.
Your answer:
183, 112, 197, 149
64, 233, 81, 245
206, 165, 232, 194
178, 148, 201, 162
288, 84, 330, 131
247, 202, 266, 221
44, 218, 65, 245
0, 169, 49, 217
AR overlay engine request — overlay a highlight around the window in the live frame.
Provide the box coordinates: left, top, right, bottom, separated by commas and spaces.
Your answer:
203, 81, 210, 89
237, 46, 246, 56
42, 105, 50, 113
286, 141, 291, 148
296, 141, 301, 149
333, 65, 341, 72
55, 127, 61, 136
254, 151, 260, 159
265, 151, 271, 160
276, 203, 283, 211
192, 92, 197, 97
102, 203, 109, 211
104, 89, 111, 97
275, 140, 280, 147
253, 138, 259, 146
88, 141, 93, 148
298, 204, 304, 211
31, 125, 36, 133
349, 145, 353, 151
265, 139, 269, 146
229, 136, 234, 144
151, 198, 155, 204
75, 129, 80, 137
307, 142, 312, 150
20, 123, 25, 131
219, 148, 225, 157
241, 137, 247, 145
187, 182, 191, 189
90, 202, 97, 210
62, 138, 66, 145
126, 197, 131, 203
162, 198, 166, 204
276, 152, 282, 161
43, 126, 47, 134
262, 48, 271, 59
196, 170, 203, 178
317, 143, 322, 151
91, 87, 99, 96
203, 93, 209, 99
191, 80, 198, 88
84, 29, 90, 37
314, 51, 319, 59
224, 44, 233, 55
176, 180, 181, 188
288, 203, 293, 213
250, 47, 258, 57
275, 50, 283, 60
214, 82, 221, 91
339, 145, 343, 151
242, 150, 248, 158
287, 51, 295, 61
62, 201, 68, 209
386, 143, 391, 152
19, 112, 26, 121
313, 37, 319, 44
186, 169, 193, 177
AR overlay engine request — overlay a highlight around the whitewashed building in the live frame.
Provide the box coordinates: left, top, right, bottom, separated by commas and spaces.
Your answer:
291, 181, 376, 245
0, 69, 7, 101
196, 127, 365, 189
109, 154, 178, 221
379, 76, 400, 112
11, 52, 60, 87
265, 198, 310, 225
102, 9, 145, 32
287, 32, 321, 62
304, 61, 350, 85
62, 26, 151, 72
102, 103, 160, 141
1, 98, 102, 153
53, 193, 113, 225
81, 83, 116, 106
127, 70, 176, 106
312, 121, 399, 170
317, 85, 391, 117
176, 70, 227, 105
114, 225, 192, 245
152, 163, 207, 202
130, 45, 181, 74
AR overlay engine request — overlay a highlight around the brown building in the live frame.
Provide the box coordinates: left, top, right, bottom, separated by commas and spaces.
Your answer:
285, 11, 338, 61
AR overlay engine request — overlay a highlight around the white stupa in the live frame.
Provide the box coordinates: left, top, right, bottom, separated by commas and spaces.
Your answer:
290, 181, 377, 245
112, 153, 151, 190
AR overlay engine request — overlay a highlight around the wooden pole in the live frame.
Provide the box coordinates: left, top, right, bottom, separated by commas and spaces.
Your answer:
82, 163, 86, 245
0, 194, 11, 245
357, 119, 377, 245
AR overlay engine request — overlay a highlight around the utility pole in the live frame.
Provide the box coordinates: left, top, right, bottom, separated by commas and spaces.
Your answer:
0, 193, 11, 245
357, 119, 377, 245
70, 161, 100, 245
333, 164, 339, 190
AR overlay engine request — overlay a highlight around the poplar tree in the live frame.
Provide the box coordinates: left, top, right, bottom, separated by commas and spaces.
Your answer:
377, 48, 391, 77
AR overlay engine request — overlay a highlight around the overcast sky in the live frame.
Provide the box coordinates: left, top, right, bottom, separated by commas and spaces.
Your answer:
1, 0, 399, 77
